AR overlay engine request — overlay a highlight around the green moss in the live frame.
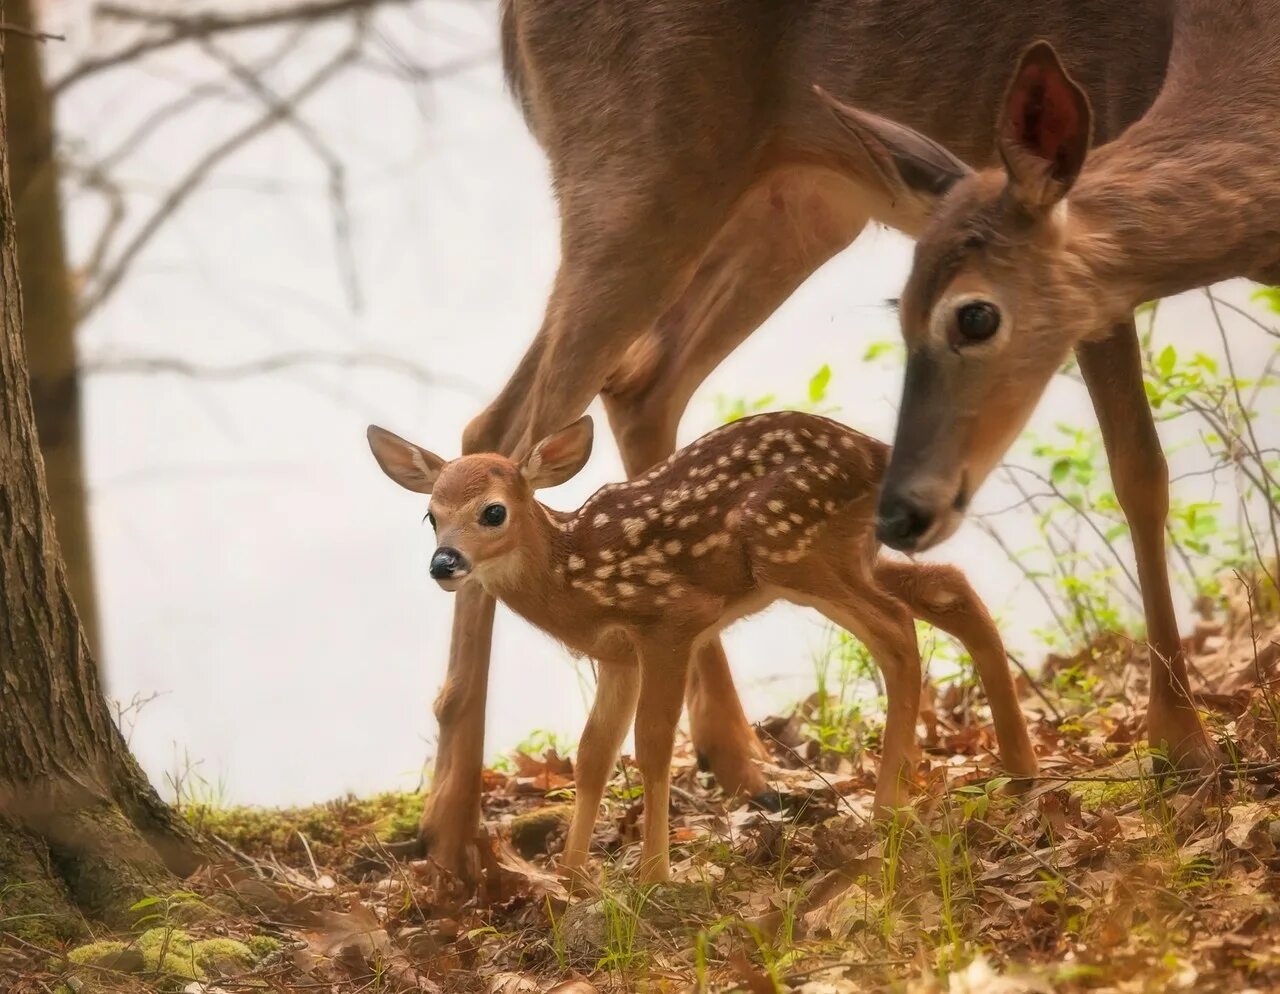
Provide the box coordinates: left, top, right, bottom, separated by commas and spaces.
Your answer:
137, 927, 203, 980
66, 939, 144, 972
509, 803, 574, 858
246, 934, 284, 958
184, 791, 423, 866
1069, 777, 1148, 811
0, 828, 88, 945
190, 936, 256, 975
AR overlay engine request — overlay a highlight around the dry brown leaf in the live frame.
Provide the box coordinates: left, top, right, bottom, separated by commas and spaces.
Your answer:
1226, 801, 1271, 848
493, 837, 570, 902
488, 973, 541, 993
300, 904, 426, 992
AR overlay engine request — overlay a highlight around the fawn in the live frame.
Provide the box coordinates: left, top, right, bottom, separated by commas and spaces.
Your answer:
368, 411, 1037, 882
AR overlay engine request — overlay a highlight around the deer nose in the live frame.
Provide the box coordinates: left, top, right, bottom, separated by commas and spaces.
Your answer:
429, 547, 467, 579
875, 494, 935, 551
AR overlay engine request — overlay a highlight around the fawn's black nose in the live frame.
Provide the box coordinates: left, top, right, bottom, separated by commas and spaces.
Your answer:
429, 547, 467, 579
875, 494, 935, 551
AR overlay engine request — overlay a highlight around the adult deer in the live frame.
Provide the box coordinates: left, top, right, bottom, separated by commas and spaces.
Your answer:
831, 2, 1278, 774
369, 411, 1037, 882
403, 1, 1179, 879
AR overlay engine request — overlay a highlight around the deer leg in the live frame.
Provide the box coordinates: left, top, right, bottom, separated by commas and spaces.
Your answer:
633, 638, 693, 883
601, 171, 869, 804
874, 559, 1038, 780
562, 659, 640, 880
1076, 323, 1217, 771
816, 590, 922, 817
412, 586, 496, 882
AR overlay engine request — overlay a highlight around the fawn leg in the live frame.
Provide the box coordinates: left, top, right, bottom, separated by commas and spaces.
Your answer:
1076, 323, 1216, 770
874, 559, 1038, 780
817, 591, 922, 816
633, 638, 693, 883
562, 661, 641, 878
602, 172, 868, 804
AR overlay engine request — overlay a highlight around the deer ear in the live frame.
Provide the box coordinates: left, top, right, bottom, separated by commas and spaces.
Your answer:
997, 41, 1093, 211
520, 416, 594, 490
367, 425, 445, 494
815, 86, 971, 209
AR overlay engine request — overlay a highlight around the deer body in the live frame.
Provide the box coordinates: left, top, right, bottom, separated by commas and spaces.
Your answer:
369, 412, 1037, 882
410, 0, 1197, 881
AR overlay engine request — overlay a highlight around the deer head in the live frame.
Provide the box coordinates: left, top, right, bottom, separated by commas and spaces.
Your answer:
821, 41, 1113, 552
366, 416, 594, 591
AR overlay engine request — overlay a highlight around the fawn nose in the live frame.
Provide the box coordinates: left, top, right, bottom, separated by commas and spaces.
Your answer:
875, 493, 935, 551
429, 547, 467, 580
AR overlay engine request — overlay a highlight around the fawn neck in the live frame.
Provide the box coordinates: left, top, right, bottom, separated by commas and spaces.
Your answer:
1070, 0, 1280, 310
479, 503, 586, 638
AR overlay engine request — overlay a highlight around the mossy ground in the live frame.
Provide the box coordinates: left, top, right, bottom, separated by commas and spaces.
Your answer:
4, 604, 1280, 993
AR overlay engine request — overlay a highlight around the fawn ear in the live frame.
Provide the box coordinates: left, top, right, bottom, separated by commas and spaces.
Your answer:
521, 416, 594, 490
997, 41, 1093, 212
367, 425, 445, 494
815, 85, 971, 209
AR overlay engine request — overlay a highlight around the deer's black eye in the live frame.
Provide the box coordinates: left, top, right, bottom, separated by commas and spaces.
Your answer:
425, 510, 436, 530
954, 301, 1001, 343
481, 503, 507, 527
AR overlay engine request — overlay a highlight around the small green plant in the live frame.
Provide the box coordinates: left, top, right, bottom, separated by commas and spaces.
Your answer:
714, 364, 838, 425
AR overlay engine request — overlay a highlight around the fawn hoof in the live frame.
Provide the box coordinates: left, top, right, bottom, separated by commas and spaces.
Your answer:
749, 789, 786, 813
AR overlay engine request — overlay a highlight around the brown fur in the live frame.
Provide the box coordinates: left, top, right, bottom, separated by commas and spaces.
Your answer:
415, 1, 1185, 878
369, 412, 1037, 883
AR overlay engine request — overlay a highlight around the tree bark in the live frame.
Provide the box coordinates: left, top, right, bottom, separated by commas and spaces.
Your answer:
3, 0, 101, 656
0, 28, 199, 944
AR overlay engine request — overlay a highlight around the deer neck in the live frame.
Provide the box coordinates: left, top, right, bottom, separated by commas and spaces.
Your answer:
1069, 1, 1280, 310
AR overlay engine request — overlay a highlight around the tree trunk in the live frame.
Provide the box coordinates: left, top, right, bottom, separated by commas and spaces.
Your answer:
3, 0, 101, 656
0, 30, 199, 945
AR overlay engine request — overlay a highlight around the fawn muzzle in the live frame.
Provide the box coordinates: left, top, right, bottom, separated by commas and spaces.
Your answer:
430, 546, 471, 589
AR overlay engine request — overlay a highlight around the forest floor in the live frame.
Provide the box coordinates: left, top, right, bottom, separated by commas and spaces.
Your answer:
5, 587, 1280, 994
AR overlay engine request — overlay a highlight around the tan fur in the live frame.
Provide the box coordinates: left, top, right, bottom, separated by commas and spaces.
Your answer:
371, 413, 1037, 883
413, 1, 1183, 877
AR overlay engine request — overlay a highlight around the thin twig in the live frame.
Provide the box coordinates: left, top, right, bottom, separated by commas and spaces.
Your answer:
81, 349, 481, 397
77, 34, 364, 318
51, 0, 414, 96
0, 21, 64, 41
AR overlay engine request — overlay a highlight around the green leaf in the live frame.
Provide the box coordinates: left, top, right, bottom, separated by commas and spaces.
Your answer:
808, 364, 832, 404
1156, 344, 1177, 379
130, 896, 164, 912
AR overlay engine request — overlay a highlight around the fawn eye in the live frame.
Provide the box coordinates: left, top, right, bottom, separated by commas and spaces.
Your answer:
953, 301, 1001, 344
424, 510, 436, 530
480, 503, 507, 527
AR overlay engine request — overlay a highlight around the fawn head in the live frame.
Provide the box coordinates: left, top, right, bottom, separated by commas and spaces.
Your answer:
366, 416, 594, 591
821, 41, 1105, 551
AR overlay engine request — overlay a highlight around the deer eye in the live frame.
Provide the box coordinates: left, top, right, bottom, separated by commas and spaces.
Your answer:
953, 301, 1001, 344
481, 503, 507, 527
425, 510, 436, 530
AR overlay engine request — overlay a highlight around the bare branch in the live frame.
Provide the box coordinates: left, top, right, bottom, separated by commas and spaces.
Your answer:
201, 39, 363, 310
80, 349, 482, 397
0, 20, 65, 42
77, 32, 365, 320
51, 0, 415, 97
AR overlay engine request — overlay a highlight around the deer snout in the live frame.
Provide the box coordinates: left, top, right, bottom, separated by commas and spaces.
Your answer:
429, 546, 470, 585
875, 492, 936, 551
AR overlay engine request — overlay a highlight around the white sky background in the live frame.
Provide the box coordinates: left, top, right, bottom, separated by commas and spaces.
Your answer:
33, 1, 1280, 805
